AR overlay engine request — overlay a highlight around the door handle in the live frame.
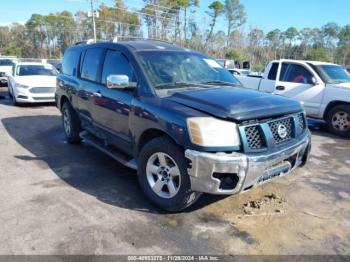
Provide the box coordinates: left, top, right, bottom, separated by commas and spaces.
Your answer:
276, 85, 285, 91
93, 91, 102, 98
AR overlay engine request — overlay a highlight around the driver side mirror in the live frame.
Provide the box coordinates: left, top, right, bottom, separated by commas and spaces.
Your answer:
311, 77, 319, 85
106, 75, 136, 89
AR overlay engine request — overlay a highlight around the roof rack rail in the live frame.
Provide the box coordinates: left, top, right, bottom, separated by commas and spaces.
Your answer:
73, 39, 104, 46
112, 36, 174, 45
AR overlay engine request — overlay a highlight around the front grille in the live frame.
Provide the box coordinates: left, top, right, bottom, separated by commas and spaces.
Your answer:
297, 113, 305, 131
240, 113, 307, 152
33, 97, 54, 101
244, 125, 264, 149
29, 87, 56, 94
268, 117, 293, 144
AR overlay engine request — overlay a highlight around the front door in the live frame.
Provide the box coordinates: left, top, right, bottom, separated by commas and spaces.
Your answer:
91, 49, 136, 155
274, 62, 325, 116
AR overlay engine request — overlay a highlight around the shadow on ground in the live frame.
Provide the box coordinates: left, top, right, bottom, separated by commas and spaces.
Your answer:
1, 115, 225, 214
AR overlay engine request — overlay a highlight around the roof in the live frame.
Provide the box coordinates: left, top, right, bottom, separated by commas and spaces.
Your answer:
121, 40, 188, 51
14, 62, 52, 66
271, 59, 337, 66
71, 40, 193, 52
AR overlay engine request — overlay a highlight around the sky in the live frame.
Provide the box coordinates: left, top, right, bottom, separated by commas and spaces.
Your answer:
1, 0, 350, 33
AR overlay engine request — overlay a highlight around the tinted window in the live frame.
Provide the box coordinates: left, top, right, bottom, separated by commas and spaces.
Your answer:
80, 48, 105, 82
280, 63, 313, 84
62, 50, 80, 76
101, 50, 135, 84
17, 65, 58, 76
268, 63, 279, 80
0, 59, 15, 66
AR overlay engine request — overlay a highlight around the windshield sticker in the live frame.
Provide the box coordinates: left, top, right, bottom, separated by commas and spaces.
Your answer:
203, 59, 222, 68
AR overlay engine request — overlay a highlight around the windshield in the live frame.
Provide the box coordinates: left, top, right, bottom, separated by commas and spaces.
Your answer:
17, 65, 58, 76
0, 59, 15, 66
137, 51, 241, 89
317, 65, 350, 84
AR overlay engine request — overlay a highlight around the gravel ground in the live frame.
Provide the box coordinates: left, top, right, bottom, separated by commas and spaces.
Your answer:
0, 87, 349, 255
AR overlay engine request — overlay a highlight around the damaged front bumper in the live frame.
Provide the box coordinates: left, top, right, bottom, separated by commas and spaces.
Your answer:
185, 131, 311, 195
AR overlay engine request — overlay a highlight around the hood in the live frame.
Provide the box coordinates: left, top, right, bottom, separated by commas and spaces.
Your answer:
167, 87, 303, 121
328, 82, 350, 90
15, 75, 56, 87
0, 66, 13, 74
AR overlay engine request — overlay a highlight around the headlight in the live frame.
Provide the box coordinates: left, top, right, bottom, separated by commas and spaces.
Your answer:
187, 117, 241, 147
16, 83, 29, 88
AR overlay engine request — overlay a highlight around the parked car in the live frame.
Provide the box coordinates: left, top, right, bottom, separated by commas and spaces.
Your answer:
0, 57, 17, 86
217, 59, 251, 76
48, 61, 62, 72
56, 41, 311, 211
7, 62, 58, 105
236, 59, 350, 137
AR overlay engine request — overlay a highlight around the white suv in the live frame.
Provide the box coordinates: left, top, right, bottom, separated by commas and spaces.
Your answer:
7, 62, 58, 105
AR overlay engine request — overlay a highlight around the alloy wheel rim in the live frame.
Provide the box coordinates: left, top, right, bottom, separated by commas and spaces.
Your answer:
63, 109, 71, 136
332, 111, 350, 131
146, 152, 181, 199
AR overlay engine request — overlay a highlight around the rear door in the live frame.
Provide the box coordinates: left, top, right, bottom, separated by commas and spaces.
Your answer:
91, 49, 136, 154
274, 62, 325, 116
78, 47, 105, 127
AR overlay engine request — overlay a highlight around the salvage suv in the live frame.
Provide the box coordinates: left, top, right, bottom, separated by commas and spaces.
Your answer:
56, 40, 311, 211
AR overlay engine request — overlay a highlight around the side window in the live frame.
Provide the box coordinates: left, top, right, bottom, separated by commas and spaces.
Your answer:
267, 63, 279, 80
62, 49, 80, 76
101, 50, 135, 84
280, 63, 313, 84
81, 48, 105, 82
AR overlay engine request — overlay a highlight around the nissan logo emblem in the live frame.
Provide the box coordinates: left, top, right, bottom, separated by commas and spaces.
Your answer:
277, 124, 288, 139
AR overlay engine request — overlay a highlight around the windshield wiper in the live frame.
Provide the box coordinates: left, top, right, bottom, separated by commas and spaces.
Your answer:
200, 80, 240, 86
155, 82, 204, 89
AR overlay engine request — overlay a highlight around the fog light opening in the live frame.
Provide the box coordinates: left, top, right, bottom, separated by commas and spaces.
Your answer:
213, 173, 239, 190
17, 95, 28, 99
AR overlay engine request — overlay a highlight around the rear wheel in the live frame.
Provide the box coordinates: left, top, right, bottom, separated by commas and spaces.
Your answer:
326, 104, 350, 137
138, 137, 200, 212
62, 102, 82, 144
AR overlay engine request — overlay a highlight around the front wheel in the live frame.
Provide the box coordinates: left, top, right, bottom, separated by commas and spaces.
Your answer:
326, 105, 350, 138
138, 137, 200, 212
11, 92, 19, 106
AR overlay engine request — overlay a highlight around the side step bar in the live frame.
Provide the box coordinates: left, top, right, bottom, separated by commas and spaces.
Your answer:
80, 131, 137, 170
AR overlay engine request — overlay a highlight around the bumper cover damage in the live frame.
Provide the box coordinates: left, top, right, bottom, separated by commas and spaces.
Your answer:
185, 131, 311, 195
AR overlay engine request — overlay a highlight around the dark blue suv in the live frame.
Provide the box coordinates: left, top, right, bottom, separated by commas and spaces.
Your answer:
56, 40, 311, 211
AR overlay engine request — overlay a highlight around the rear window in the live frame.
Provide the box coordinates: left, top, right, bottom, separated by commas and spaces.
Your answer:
62, 49, 80, 76
80, 48, 105, 82
268, 63, 279, 80
0, 59, 15, 66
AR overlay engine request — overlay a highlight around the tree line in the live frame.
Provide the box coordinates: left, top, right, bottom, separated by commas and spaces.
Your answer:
0, 0, 350, 69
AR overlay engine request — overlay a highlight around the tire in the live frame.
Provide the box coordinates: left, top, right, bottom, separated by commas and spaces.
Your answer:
326, 104, 350, 137
11, 93, 19, 106
138, 137, 200, 212
62, 102, 82, 144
